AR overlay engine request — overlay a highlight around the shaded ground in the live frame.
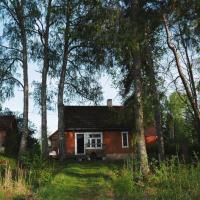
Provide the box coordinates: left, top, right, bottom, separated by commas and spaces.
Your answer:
37, 161, 122, 200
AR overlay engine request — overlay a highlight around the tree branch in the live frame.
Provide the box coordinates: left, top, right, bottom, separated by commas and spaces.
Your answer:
0, 44, 22, 52
163, 14, 200, 120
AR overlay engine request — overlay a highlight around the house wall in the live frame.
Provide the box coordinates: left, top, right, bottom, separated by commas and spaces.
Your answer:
64, 131, 134, 159
50, 131, 134, 159
65, 131, 75, 156
103, 131, 134, 159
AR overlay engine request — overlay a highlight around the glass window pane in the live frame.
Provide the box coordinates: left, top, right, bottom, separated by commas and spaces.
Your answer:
89, 133, 101, 138
97, 139, 101, 147
94, 134, 101, 138
87, 139, 90, 147
123, 133, 128, 147
91, 139, 96, 147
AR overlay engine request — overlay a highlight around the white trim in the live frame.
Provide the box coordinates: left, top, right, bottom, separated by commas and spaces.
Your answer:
121, 132, 129, 148
75, 133, 85, 155
85, 132, 103, 149
75, 132, 103, 155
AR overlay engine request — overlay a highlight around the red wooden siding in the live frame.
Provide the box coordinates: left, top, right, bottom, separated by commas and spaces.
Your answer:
65, 131, 75, 156
49, 127, 156, 158
64, 131, 133, 157
103, 131, 133, 154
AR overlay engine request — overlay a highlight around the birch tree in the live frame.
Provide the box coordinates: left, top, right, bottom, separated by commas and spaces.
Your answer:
0, 0, 37, 157
32, 0, 59, 159
163, 13, 200, 146
108, 0, 151, 176
55, 0, 105, 160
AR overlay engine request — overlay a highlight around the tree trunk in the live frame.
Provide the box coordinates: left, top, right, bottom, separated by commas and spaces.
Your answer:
41, 63, 49, 159
58, 51, 68, 161
133, 52, 150, 177
41, 0, 52, 159
18, 1, 29, 158
57, 2, 71, 161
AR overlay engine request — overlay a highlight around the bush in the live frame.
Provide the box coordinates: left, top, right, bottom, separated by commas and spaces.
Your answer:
20, 153, 43, 169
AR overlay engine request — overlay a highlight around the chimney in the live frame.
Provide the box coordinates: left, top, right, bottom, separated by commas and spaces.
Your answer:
107, 99, 112, 107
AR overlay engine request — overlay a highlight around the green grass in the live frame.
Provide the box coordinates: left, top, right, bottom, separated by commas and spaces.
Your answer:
37, 161, 121, 200
1, 156, 200, 200
111, 158, 200, 200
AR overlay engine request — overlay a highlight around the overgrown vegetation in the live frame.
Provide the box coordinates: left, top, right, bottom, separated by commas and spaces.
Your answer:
0, 156, 200, 200
113, 157, 200, 200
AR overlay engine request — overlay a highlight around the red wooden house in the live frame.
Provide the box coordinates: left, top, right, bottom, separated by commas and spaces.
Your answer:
49, 100, 157, 160
49, 100, 136, 159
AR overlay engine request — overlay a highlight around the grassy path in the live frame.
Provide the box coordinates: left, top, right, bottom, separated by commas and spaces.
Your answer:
37, 161, 121, 200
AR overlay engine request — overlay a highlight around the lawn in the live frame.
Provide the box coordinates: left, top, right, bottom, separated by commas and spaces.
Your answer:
1, 157, 200, 200
37, 161, 122, 200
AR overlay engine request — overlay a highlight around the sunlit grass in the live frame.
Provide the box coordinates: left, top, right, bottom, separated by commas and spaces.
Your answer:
37, 161, 120, 200
1, 156, 200, 200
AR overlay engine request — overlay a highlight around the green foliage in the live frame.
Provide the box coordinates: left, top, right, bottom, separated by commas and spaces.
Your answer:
0, 110, 41, 159
0, 155, 16, 169
20, 153, 42, 169
112, 157, 200, 200
164, 92, 197, 156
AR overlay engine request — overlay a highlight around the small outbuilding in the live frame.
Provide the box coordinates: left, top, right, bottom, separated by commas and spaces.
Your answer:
0, 115, 18, 154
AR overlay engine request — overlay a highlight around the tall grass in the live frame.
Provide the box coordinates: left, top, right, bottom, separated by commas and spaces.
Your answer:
112, 156, 200, 200
0, 155, 54, 199
0, 162, 32, 199
1, 155, 200, 200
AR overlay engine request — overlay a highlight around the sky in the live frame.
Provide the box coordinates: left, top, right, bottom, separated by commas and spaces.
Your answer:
2, 66, 121, 139
0, 22, 122, 139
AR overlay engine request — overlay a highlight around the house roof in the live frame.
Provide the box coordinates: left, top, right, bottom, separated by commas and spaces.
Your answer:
63, 106, 132, 131
0, 115, 17, 131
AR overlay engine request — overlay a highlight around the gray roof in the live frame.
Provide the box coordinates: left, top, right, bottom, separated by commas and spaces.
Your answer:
64, 106, 132, 131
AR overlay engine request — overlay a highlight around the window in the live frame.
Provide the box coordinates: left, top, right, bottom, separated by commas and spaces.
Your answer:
121, 132, 129, 148
86, 133, 102, 149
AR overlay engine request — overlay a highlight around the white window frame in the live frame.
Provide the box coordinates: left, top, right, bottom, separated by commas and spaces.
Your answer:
85, 132, 103, 149
121, 132, 129, 148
